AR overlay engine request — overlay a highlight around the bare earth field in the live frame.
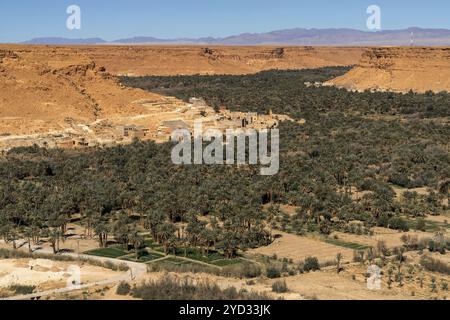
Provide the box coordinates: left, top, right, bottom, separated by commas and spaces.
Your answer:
249, 231, 355, 263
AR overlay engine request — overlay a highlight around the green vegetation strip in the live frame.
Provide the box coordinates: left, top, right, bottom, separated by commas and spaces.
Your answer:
325, 238, 370, 250
84, 247, 128, 258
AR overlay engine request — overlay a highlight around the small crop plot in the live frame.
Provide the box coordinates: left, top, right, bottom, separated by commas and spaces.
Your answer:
84, 247, 128, 258
325, 238, 370, 250
121, 251, 164, 263
149, 242, 228, 263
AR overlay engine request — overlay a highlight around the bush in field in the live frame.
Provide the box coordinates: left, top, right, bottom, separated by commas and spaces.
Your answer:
266, 266, 281, 279
272, 280, 289, 293
116, 281, 131, 296
9, 285, 35, 295
388, 217, 409, 232
303, 257, 320, 272
427, 239, 447, 254
272, 279, 289, 293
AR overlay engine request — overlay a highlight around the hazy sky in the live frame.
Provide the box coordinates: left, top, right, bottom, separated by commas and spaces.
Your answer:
0, 0, 449, 42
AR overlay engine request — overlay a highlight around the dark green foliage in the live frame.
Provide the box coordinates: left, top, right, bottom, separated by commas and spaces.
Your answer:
120, 68, 450, 120
266, 266, 282, 279
8, 285, 36, 295
0, 68, 448, 260
388, 217, 410, 232
303, 256, 320, 272
116, 281, 131, 295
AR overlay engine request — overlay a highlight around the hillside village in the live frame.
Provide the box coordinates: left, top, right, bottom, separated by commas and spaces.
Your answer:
0, 96, 293, 151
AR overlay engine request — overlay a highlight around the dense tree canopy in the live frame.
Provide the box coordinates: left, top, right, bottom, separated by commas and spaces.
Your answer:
0, 68, 448, 257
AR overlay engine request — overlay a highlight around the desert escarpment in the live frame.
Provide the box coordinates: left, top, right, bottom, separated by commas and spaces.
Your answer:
78, 45, 364, 76
0, 46, 165, 135
327, 47, 450, 93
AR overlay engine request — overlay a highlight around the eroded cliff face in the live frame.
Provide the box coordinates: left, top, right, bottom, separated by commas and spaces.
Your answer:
327, 47, 450, 93
80, 45, 363, 76
0, 47, 164, 135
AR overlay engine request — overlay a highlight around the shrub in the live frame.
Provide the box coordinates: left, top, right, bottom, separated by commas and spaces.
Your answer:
303, 257, 320, 272
388, 217, 409, 232
266, 266, 281, 279
116, 281, 131, 296
272, 280, 289, 293
9, 285, 36, 295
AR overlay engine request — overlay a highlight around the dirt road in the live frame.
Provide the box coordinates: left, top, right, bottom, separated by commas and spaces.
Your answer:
0, 248, 147, 300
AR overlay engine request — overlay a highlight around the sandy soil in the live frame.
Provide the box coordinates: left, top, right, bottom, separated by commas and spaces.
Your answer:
249, 231, 354, 263
282, 262, 449, 300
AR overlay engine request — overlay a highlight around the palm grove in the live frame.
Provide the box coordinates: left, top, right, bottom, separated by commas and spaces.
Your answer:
0, 68, 449, 259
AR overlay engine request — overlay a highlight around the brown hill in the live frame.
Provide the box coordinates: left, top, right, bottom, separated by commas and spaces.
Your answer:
0, 46, 164, 135
327, 47, 450, 93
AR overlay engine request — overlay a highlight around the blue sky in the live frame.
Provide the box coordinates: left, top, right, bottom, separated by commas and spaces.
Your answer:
0, 0, 449, 42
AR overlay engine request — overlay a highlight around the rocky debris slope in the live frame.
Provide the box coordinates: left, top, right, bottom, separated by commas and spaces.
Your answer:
327, 47, 450, 93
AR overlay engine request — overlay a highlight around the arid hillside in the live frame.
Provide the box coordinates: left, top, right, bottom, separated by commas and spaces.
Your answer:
0, 46, 165, 135
81, 45, 363, 76
327, 47, 450, 93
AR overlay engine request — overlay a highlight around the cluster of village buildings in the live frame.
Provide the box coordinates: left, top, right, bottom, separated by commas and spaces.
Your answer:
0, 97, 292, 151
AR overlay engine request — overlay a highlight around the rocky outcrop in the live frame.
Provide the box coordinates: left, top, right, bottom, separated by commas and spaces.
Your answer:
327, 47, 450, 93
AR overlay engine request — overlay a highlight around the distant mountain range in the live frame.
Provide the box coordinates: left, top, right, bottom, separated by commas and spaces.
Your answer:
20, 27, 450, 46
